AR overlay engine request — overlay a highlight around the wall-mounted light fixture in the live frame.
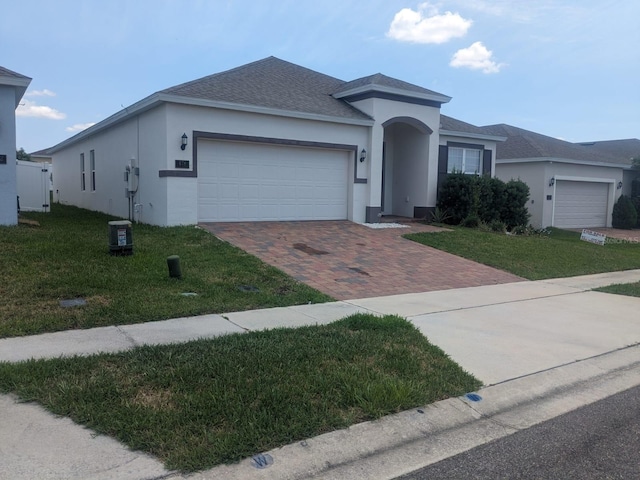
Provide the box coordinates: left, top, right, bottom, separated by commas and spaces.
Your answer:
180, 133, 188, 151
549, 177, 555, 187
359, 149, 367, 163
617, 181, 623, 190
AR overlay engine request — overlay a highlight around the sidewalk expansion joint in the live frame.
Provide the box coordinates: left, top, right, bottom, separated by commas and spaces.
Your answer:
398, 290, 594, 319
114, 326, 140, 348
221, 315, 250, 332
489, 342, 640, 387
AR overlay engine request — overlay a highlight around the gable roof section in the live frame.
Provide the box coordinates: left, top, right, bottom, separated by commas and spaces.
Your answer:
577, 139, 640, 164
482, 123, 626, 166
162, 56, 371, 121
439, 114, 505, 142
0, 65, 31, 107
333, 73, 451, 106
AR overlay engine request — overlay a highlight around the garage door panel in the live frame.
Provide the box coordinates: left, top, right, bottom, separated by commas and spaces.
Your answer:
555, 181, 609, 228
198, 141, 349, 222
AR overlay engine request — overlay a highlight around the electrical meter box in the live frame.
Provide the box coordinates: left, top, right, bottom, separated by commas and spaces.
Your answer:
108, 220, 133, 255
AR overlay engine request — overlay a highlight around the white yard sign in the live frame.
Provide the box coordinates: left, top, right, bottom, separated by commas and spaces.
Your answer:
580, 229, 606, 246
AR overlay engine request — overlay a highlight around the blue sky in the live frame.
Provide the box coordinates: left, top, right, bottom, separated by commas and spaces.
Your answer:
4, 0, 639, 153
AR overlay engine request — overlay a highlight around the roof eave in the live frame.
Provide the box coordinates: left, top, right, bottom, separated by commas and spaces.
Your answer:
0, 74, 32, 107
440, 129, 506, 142
157, 94, 375, 126
333, 84, 451, 104
49, 93, 163, 153
496, 157, 631, 168
49, 93, 374, 153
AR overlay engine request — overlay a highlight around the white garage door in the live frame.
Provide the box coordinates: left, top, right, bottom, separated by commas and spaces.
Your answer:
197, 140, 349, 222
554, 180, 609, 228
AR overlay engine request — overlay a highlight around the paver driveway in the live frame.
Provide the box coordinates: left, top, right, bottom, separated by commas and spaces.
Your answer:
201, 221, 524, 300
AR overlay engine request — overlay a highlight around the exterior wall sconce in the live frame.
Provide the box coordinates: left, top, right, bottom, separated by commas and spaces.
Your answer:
549, 177, 555, 187
359, 149, 367, 163
181, 133, 188, 151
617, 181, 623, 190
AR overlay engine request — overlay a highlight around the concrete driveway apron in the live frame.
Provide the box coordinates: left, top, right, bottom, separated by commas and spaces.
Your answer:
201, 221, 523, 300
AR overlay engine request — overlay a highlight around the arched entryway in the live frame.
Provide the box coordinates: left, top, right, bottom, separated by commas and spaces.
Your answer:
381, 117, 433, 218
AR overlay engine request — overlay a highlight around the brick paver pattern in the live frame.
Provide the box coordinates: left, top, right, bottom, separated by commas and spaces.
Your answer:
200, 221, 524, 300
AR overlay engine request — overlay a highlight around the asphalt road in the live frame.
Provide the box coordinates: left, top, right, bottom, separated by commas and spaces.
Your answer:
396, 384, 640, 479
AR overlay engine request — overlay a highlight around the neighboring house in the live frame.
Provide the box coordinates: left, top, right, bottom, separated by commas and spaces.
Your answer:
488, 124, 636, 229
30, 147, 53, 164
578, 139, 640, 198
0, 66, 31, 226
50, 57, 503, 226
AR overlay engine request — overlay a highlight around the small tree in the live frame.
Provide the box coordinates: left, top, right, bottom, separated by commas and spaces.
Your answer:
16, 148, 31, 161
612, 195, 637, 229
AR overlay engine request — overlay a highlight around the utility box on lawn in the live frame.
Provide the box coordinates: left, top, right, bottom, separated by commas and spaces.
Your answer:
108, 220, 133, 255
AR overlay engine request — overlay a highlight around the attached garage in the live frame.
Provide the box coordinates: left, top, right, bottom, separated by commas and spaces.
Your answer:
554, 180, 610, 228
197, 140, 350, 222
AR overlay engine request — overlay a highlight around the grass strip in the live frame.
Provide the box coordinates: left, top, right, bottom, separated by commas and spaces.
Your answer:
406, 227, 640, 280
596, 282, 640, 298
0, 314, 480, 472
0, 204, 331, 338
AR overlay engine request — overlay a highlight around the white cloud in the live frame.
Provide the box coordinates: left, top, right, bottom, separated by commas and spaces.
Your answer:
16, 100, 66, 120
25, 89, 56, 97
450, 41, 504, 73
387, 3, 472, 44
66, 122, 96, 133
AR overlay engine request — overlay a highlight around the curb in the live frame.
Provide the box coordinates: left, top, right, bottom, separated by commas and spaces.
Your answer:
191, 344, 640, 480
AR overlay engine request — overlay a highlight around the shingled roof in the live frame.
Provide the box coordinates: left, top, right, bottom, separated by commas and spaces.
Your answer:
333, 73, 448, 99
440, 114, 495, 136
161, 56, 372, 121
577, 139, 640, 164
0, 66, 30, 79
482, 123, 626, 166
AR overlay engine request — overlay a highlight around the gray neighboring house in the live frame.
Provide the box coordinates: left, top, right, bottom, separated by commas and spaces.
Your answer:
0, 66, 31, 226
487, 123, 638, 229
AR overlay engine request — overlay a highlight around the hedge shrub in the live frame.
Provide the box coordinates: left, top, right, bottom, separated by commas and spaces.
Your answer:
437, 174, 530, 229
612, 195, 637, 229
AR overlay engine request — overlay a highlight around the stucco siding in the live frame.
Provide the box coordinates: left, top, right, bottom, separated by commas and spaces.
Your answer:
164, 103, 370, 224
0, 85, 18, 225
497, 160, 624, 228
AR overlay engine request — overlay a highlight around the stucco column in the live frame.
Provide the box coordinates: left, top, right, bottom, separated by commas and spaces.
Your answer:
366, 123, 384, 222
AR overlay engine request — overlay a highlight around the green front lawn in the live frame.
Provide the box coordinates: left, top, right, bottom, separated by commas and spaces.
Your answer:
0, 204, 331, 338
0, 314, 481, 472
597, 282, 640, 298
405, 227, 640, 280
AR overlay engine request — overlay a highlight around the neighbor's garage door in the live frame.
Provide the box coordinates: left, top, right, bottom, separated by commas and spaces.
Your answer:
554, 180, 609, 228
197, 140, 349, 222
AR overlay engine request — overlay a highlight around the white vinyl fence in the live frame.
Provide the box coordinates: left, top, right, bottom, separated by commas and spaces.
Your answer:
17, 160, 51, 212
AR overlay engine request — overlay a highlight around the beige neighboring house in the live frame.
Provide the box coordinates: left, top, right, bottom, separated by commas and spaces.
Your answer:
488, 124, 639, 229
30, 147, 53, 163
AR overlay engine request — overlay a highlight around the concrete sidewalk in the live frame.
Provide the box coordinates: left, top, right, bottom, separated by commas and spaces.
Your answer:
2, 269, 640, 479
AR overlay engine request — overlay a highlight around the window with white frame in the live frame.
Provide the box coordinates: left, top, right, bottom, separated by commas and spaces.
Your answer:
447, 146, 482, 174
90, 150, 96, 191
80, 153, 86, 191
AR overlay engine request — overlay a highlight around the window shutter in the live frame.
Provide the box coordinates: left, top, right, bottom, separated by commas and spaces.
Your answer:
438, 145, 448, 174
482, 149, 492, 175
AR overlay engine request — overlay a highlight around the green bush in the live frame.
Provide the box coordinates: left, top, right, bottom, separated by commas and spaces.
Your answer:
501, 180, 531, 228
632, 196, 640, 228
438, 174, 529, 228
612, 195, 638, 229
461, 214, 481, 228
437, 173, 475, 224
631, 177, 640, 198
